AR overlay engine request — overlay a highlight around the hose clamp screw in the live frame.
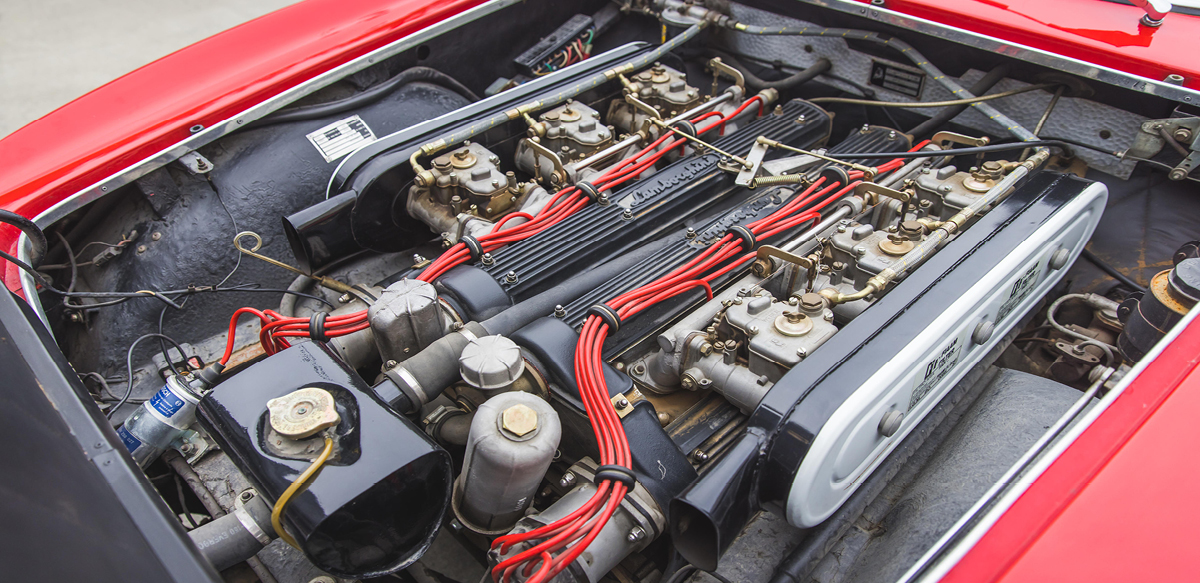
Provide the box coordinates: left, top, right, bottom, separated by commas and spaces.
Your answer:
626, 527, 645, 543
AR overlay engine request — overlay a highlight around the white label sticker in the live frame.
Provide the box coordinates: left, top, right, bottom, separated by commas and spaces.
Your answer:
909, 333, 965, 411
306, 115, 377, 163
997, 261, 1043, 324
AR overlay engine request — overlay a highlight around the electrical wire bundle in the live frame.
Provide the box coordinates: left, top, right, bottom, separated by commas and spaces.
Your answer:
486, 180, 850, 582
218, 307, 369, 365
532, 29, 594, 76
215, 97, 765, 364
486, 148, 917, 581
417, 95, 767, 283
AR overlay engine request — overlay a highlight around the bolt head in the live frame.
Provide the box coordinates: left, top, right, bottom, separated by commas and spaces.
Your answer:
385, 359, 398, 369
136, 245, 147, 254
502, 404, 539, 437
151, 232, 162, 241
560, 472, 576, 487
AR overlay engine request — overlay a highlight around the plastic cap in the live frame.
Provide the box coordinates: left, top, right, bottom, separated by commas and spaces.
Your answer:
1170, 258, 1200, 302
459, 335, 525, 390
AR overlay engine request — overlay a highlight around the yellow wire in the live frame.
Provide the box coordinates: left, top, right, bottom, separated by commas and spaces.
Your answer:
271, 436, 334, 549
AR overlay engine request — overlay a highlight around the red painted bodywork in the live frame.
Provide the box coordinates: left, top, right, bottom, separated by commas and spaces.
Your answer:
942, 314, 1200, 582
0, 1, 1198, 579
853, 0, 1200, 90
0, 0, 484, 290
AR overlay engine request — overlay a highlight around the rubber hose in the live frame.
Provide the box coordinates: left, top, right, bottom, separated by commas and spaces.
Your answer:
708, 50, 831, 91
907, 64, 1009, 138
0, 209, 47, 268
255, 66, 481, 128
378, 235, 673, 413
188, 495, 275, 572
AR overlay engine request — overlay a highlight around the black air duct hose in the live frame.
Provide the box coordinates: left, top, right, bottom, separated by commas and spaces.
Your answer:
254, 66, 481, 128
707, 50, 832, 91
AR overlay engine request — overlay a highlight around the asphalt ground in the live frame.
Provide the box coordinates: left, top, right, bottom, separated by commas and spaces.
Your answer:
0, 0, 296, 137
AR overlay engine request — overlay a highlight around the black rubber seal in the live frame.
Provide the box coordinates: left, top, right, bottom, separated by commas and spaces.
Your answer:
460, 235, 484, 260
818, 165, 850, 186
308, 312, 328, 342
595, 464, 637, 488
727, 225, 756, 250
586, 303, 621, 333
670, 120, 697, 137
576, 181, 604, 203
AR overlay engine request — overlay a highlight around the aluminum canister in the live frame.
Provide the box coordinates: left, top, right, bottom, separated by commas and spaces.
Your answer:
117, 374, 202, 466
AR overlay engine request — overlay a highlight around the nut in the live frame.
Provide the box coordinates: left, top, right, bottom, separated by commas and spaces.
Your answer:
501, 404, 538, 437
799, 292, 825, 312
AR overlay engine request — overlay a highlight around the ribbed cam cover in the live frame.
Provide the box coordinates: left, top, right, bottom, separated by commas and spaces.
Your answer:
559, 126, 911, 355
482, 99, 833, 300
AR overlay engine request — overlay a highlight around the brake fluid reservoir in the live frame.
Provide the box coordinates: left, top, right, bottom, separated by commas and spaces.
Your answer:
454, 392, 561, 533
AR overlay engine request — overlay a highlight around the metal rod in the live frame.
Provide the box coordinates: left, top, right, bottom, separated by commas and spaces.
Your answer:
758, 137, 875, 175
668, 91, 736, 123
1020, 85, 1065, 161
573, 134, 644, 171
781, 206, 852, 253
651, 119, 752, 167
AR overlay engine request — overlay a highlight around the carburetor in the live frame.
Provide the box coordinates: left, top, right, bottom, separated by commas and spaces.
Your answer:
805, 219, 933, 318
407, 141, 521, 238
516, 100, 615, 184
914, 160, 1014, 221
639, 285, 839, 414
607, 63, 701, 133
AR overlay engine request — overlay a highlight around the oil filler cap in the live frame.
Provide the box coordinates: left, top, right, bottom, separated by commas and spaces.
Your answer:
460, 335, 525, 390
267, 387, 340, 439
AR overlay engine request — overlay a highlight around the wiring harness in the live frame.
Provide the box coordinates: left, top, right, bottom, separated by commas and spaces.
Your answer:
485, 149, 914, 581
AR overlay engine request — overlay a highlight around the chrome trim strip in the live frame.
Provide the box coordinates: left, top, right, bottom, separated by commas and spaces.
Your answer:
16, 0, 523, 328
908, 302, 1200, 582
800, 0, 1200, 104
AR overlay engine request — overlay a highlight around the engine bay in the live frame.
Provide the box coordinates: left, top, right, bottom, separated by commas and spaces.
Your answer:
8, 1, 1200, 582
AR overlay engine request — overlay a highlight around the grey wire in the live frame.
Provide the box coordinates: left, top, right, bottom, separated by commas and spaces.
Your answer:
54, 231, 78, 294
212, 187, 241, 290
107, 333, 190, 420
1124, 155, 1200, 183
81, 371, 115, 400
